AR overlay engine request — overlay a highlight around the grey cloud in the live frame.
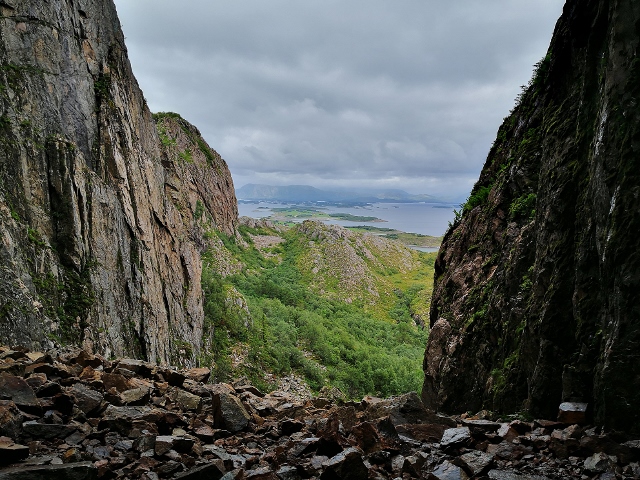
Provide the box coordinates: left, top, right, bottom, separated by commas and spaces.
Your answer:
114, 0, 564, 198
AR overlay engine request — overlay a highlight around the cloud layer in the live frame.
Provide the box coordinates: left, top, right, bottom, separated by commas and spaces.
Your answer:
113, 0, 565, 199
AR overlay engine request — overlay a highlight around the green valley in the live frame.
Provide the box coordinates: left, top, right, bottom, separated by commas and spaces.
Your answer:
200, 220, 435, 399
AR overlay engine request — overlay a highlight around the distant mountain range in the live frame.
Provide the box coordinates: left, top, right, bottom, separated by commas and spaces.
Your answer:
236, 184, 446, 204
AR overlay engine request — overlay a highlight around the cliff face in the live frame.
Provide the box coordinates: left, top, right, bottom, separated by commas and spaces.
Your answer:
0, 1, 238, 364
423, 0, 640, 432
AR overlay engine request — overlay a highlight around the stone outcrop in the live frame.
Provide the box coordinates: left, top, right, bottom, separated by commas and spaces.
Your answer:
423, 0, 640, 432
0, 1, 238, 363
2, 344, 639, 479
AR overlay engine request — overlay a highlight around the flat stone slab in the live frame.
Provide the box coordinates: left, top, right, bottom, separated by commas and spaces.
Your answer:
458, 450, 494, 476
488, 471, 551, 480
440, 427, 471, 448
0, 462, 97, 479
461, 419, 502, 433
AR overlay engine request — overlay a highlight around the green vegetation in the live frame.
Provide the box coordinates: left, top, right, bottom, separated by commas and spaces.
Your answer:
201, 223, 433, 398
178, 148, 193, 164
196, 137, 216, 167
32, 263, 96, 344
156, 123, 177, 147
346, 226, 442, 248
93, 73, 111, 100
267, 207, 384, 224
153, 112, 218, 167
509, 193, 536, 220
194, 200, 205, 221
463, 185, 492, 213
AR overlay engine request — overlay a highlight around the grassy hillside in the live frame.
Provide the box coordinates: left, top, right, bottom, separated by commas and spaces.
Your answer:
200, 220, 434, 399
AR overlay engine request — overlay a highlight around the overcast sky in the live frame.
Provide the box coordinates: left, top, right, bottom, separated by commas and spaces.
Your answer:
113, 0, 565, 200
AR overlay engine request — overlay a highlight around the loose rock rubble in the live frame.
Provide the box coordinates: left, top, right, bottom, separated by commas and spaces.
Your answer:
0, 345, 638, 479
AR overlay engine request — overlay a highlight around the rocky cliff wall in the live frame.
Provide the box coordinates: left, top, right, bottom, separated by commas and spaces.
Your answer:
0, 1, 238, 364
423, 0, 640, 433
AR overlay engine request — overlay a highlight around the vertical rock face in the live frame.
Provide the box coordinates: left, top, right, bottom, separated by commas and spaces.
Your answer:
0, 1, 238, 364
423, 0, 640, 433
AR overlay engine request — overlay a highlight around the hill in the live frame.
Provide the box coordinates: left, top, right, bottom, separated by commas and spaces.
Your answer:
237, 183, 442, 204
200, 219, 435, 398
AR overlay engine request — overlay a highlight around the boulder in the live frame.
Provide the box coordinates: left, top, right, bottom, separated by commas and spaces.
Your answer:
183, 368, 211, 383
456, 450, 494, 476
120, 387, 151, 406
0, 439, 29, 465
0, 373, 40, 414
70, 384, 103, 415
584, 452, 615, 473
170, 388, 202, 411
22, 421, 76, 440
214, 392, 250, 432
557, 402, 588, 425
320, 447, 369, 480
461, 419, 502, 434
396, 423, 446, 442
427, 460, 469, 480
0, 402, 23, 439
440, 427, 471, 449
101, 373, 130, 393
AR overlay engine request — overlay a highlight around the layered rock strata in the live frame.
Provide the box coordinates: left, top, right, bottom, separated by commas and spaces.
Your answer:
423, 0, 640, 433
0, 1, 237, 362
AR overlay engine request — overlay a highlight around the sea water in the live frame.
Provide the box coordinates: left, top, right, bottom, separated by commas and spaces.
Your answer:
237, 202, 457, 237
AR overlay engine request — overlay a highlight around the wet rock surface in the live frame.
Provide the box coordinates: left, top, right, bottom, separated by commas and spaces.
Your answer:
0, 345, 637, 479
422, 0, 640, 434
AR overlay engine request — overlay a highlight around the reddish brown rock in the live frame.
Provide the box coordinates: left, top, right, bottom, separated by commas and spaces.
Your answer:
0, 373, 40, 414
184, 368, 211, 384
557, 403, 587, 425
396, 423, 446, 442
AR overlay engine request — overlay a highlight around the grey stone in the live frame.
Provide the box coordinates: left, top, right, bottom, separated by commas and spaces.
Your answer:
440, 427, 471, 448
457, 450, 494, 476
220, 470, 245, 480
290, 437, 320, 457
70, 384, 103, 415
154, 435, 195, 455
428, 460, 469, 480
584, 452, 614, 473
120, 387, 150, 406
174, 463, 225, 480
133, 433, 156, 452
320, 447, 368, 480
488, 471, 551, 480
276, 465, 300, 480
214, 392, 251, 432
245, 467, 279, 479
0, 462, 97, 479
171, 388, 202, 411
98, 405, 157, 434
461, 419, 502, 433
0, 373, 39, 413
22, 421, 76, 440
